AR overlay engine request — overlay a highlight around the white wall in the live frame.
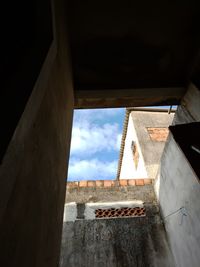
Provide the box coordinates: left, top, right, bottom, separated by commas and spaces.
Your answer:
120, 115, 148, 179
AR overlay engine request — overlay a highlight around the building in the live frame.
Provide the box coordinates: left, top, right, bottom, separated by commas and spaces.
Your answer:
117, 108, 175, 180
60, 85, 200, 267
60, 178, 175, 267
1, 1, 200, 266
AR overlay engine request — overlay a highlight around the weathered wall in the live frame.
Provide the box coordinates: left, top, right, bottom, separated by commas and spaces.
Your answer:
131, 111, 174, 178
60, 206, 175, 267
66, 180, 155, 204
0, 1, 74, 266
155, 83, 200, 267
62, 182, 175, 266
156, 134, 200, 267
64, 200, 145, 221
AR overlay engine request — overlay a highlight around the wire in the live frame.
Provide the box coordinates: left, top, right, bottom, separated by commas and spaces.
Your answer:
164, 207, 187, 225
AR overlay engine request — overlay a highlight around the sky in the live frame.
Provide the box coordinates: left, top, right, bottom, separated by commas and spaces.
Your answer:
67, 108, 125, 181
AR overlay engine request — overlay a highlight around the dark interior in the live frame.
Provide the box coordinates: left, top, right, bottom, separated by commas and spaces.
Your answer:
0, 0, 53, 161
66, 0, 200, 90
1, 0, 200, 160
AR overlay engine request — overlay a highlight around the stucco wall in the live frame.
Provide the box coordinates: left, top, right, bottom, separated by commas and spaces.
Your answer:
131, 111, 174, 179
156, 134, 200, 267
120, 115, 148, 179
120, 110, 174, 179
155, 83, 200, 267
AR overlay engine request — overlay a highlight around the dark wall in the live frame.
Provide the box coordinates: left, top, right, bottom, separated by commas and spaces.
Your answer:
0, 0, 53, 161
60, 206, 175, 267
67, 0, 200, 90
0, 46, 73, 267
0, 1, 74, 266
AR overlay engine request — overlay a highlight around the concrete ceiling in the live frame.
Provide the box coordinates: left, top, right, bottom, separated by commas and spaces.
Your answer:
1, 0, 200, 159
66, 0, 200, 107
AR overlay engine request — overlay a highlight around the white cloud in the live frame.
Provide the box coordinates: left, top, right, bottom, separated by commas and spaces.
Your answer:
117, 134, 122, 150
68, 158, 118, 181
68, 108, 124, 180
73, 108, 123, 125
70, 122, 122, 157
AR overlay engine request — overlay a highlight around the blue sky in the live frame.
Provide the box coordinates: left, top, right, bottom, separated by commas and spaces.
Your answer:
67, 106, 177, 181
67, 108, 125, 181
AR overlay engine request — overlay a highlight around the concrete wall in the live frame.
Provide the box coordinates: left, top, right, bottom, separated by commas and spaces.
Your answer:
64, 200, 145, 221
61, 181, 175, 266
156, 134, 200, 267
120, 115, 148, 179
155, 83, 200, 267
60, 206, 175, 267
173, 83, 200, 124
65, 181, 155, 204
0, 1, 74, 266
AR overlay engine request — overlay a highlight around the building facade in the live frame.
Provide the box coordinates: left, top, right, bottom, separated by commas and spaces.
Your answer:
117, 108, 174, 180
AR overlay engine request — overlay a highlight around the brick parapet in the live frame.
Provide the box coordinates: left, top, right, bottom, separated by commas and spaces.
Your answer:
67, 178, 153, 191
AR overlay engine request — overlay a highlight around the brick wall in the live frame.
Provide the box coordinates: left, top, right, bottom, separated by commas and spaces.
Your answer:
147, 127, 169, 142
67, 179, 153, 191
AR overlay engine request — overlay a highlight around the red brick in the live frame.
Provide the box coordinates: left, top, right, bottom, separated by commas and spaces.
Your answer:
113, 180, 119, 187
111, 181, 115, 186
79, 181, 87, 187
96, 180, 103, 187
104, 180, 112, 187
87, 181, 96, 187
135, 179, 144, 186
147, 127, 169, 142
67, 182, 78, 189
120, 179, 128, 186
128, 179, 136, 186
144, 179, 152, 185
